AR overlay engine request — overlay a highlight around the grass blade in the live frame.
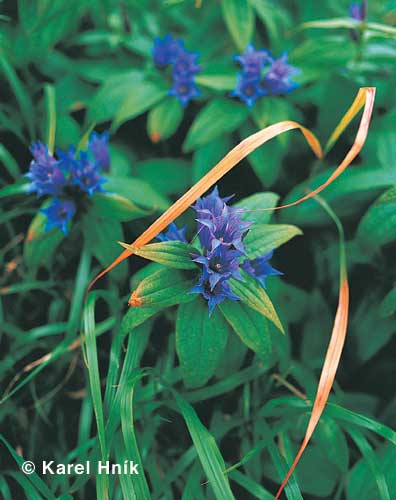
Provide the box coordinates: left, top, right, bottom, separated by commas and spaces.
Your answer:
275, 197, 348, 498
44, 84, 56, 154
83, 292, 109, 499
173, 391, 236, 500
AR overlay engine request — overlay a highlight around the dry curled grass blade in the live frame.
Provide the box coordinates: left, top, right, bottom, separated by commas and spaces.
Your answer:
275, 276, 349, 499
88, 121, 322, 290
88, 87, 374, 291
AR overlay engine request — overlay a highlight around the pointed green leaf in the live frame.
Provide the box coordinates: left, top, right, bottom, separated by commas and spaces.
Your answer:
176, 299, 230, 388
120, 241, 198, 270
244, 224, 302, 258
230, 272, 284, 333
183, 99, 248, 152
221, 0, 254, 51
219, 301, 272, 363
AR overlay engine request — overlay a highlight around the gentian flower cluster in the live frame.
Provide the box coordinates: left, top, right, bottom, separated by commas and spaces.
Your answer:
232, 44, 300, 108
152, 34, 201, 107
26, 132, 109, 235
158, 186, 282, 314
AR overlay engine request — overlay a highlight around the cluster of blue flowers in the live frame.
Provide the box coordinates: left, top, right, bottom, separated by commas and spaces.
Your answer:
232, 45, 300, 108
158, 187, 282, 314
26, 132, 110, 234
153, 34, 201, 107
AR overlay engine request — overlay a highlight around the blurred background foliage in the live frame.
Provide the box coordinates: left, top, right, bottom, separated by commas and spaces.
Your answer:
1, 0, 396, 498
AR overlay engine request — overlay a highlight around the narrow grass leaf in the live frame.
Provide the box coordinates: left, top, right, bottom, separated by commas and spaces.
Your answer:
173, 391, 236, 500
83, 292, 109, 499
347, 427, 391, 500
44, 84, 56, 154
119, 369, 152, 499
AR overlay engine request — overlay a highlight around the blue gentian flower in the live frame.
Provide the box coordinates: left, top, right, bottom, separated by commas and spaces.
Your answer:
71, 151, 107, 196
25, 142, 66, 197
152, 34, 184, 67
193, 245, 243, 289
231, 74, 266, 108
350, 1, 367, 21
168, 77, 201, 107
172, 51, 201, 79
242, 250, 283, 287
153, 34, 202, 107
88, 131, 110, 172
261, 53, 300, 95
234, 44, 270, 76
40, 198, 76, 235
191, 268, 240, 315
157, 222, 187, 243
189, 186, 282, 313
26, 131, 110, 235
197, 209, 252, 253
193, 186, 233, 220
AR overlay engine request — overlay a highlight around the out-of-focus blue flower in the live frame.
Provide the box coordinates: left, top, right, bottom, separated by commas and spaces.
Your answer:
261, 53, 300, 95
234, 44, 270, 76
350, 1, 367, 21
88, 131, 110, 172
56, 146, 79, 174
26, 142, 66, 197
191, 268, 240, 315
231, 74, 266, 108
193, 245, 243, 289
153, 34, 201, 107
40, 198, 76, 235
168, 77, 201, 107
242, 250, 283, 287
172, 51, 201, 79
71, 151, 107, 196
157, 222, 187, 243
152, 34, 184, 67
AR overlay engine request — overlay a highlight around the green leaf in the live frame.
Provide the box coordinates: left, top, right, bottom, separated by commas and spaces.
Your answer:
105, 176, 169, 211
147, 97, 183, 142
84, 215, 125, 281
120, 369, 152, 499
281, 166, 395, 226
244, 224, 302, 258
347, 427, 391, 500
195, 72, 237, 91
24, 208, 64, 274
130, 268, 196, 308
83, 293, 109, 498
119, 241, 198, 270
357, 187, 396, 250
183, 99, 248, 152
0, 55, 35, 138
230, 272, 284, 333
112, 80, 168, 130
173, 392, 236, 500
44, 83, 56, 154
92, 192, 148, 221
0, 144, 20, 180
221, 0, 254, 51
219, 301, 272, 363
132, 159, 191, 197
234, 192, 280, 224
176, 299, 230, 388
86, 71, 144, 124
